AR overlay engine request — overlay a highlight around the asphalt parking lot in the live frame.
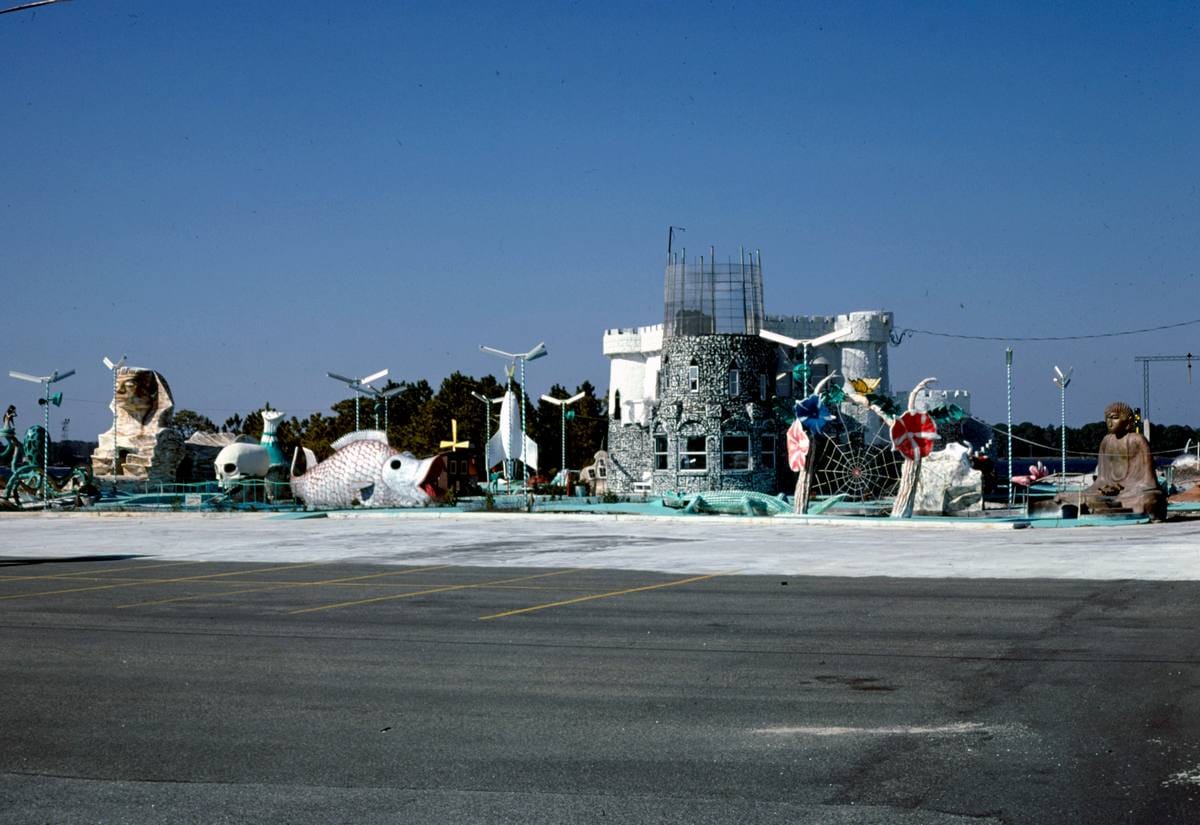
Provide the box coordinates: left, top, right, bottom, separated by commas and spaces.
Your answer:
2, 550, 1199, 824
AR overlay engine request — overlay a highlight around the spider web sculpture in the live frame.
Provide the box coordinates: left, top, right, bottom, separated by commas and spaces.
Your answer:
808, 408, 902, 503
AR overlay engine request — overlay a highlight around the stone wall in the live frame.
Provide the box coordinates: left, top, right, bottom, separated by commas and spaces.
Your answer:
608, 333, 782, 495
605, 420, 651, 493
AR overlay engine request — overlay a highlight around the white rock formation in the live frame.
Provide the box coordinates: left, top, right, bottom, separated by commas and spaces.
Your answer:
913, 443, 983, 516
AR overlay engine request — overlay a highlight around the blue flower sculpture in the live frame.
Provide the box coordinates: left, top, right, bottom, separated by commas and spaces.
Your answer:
794, 393, 835, 434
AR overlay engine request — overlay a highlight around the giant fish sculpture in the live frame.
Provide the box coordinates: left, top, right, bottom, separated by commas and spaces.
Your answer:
290, 431, 447, 509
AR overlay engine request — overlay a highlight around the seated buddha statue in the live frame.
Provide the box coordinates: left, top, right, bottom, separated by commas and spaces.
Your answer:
1081, 402, 1165, 520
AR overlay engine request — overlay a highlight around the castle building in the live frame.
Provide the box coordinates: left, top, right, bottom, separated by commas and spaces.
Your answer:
602, 247, 899, 495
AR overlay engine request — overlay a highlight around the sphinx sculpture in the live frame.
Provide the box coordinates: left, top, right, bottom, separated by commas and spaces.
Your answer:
90, 367, 184, 482
1080, 401, 1166, 520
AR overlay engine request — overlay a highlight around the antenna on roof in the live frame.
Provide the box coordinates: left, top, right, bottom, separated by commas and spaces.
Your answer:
667, 225, 685, 261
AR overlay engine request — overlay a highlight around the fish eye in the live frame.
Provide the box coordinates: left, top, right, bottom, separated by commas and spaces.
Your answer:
389, 459, 402, 470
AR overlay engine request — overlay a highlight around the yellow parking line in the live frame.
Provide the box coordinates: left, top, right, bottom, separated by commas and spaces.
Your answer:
291, 569, 581, 615
0, 575, 152, 584
116, 579, 604, 592
0, 562, 326, 603
0, 560, 200, 583
118, 564, 454, 609
479, 572, 733, 621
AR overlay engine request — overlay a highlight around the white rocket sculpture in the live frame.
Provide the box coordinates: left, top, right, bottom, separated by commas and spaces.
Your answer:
486, 384, 538, 475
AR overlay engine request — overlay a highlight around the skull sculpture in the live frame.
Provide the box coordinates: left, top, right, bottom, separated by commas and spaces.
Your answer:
214, 442, 271, 488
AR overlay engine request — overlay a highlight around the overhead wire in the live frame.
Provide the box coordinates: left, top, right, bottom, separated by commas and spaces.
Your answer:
966, 415, 1188, 458
891, 317, 1200, 345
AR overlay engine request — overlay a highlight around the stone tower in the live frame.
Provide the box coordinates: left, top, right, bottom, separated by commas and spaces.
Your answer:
606, 249, 779, 495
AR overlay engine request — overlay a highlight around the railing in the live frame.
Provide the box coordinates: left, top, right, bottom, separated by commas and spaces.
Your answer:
96, 479, 299, 511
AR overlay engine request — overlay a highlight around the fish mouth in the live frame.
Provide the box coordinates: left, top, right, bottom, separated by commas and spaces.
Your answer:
416, 455, 448, 501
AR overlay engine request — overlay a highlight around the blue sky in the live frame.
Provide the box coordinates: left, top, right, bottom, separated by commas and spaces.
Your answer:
3, 1, 1197, 443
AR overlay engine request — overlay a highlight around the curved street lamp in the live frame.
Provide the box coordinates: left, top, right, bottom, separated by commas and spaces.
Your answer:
479, 342, 547, 481
9, 367, 75, 505
540, 391, 585, 485
1052, 365, 1073, 487
101, 355, 127, 476
470, 390, 504, 483
360, 384, 404, 433
759, 327, 853, 396
327, 368, 388, 431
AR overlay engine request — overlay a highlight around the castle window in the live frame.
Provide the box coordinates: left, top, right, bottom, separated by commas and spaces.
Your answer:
759, 374, 768, 401
654, 433, 669, 470
810, 361, 830, 387
722, 434, 750, 471
727, 364, 740, 397
612, 390, 621, 421
679, 435, 707, 471
688, 361, 699, 393
760, 432, 776, 469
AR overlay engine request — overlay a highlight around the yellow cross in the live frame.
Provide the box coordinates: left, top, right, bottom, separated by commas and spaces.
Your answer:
439, 418, 470, 452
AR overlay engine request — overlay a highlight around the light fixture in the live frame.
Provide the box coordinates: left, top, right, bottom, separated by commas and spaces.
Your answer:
327, 368, 388, 431
9, 367, 75, 505
479, 342, 547, 482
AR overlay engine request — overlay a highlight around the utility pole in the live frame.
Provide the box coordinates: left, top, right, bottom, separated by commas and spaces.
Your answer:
1133, 353, 1193, 440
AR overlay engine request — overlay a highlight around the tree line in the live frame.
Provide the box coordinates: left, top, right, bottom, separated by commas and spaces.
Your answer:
172, 377, 1200, 475
172, 372, 609, 478
995, 421, 1200, 459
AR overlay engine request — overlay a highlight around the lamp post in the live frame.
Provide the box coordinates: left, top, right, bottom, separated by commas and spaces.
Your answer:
759, 328, 853, 396
361, 384, 404, 434
471, 390, 503, 485
1006, 348, 1013, 507
8, 367, 75, 506
479, 342, 547, 481
1052, 365, 1073, 488
327, 368, 388, 431
102, 354, 126, 476
540, 391, 585, 486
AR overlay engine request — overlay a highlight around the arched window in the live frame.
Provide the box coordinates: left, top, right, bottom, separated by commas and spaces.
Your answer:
612, 390, 621, 421
760, 430, 776, 470
809, 359, 830, 389
653, 426, 669, 470
722, 429, 750, 471
679, 424, 706, 471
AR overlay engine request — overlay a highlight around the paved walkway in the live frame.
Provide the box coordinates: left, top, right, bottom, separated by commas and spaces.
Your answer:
3, 511, 1199, 580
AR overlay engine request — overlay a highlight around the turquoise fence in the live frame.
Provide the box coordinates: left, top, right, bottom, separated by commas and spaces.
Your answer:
96, 479, 299, 512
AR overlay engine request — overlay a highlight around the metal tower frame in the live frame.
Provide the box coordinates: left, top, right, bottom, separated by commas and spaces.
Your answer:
1133, 353, 1193, 437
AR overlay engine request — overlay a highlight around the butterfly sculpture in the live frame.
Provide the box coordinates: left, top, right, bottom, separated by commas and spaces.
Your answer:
848, 376, 881, 395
